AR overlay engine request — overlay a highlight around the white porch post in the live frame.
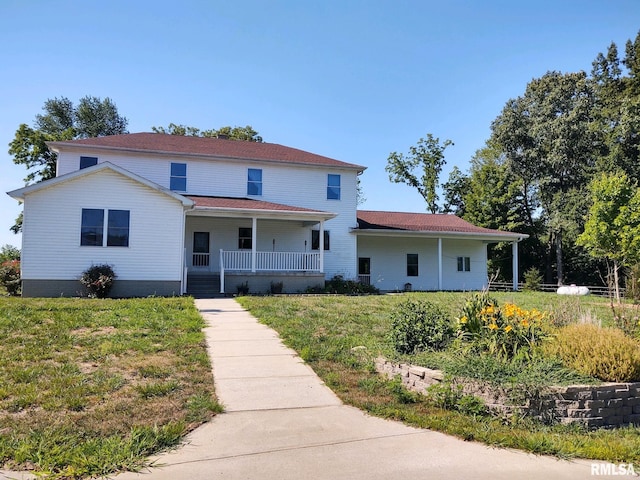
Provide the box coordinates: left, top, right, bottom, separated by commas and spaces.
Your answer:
219, 249, 225, 294
251, 217, 257, 273
437, 237, 443, 290
319, 220, 325, 273
512, 240, 519, 291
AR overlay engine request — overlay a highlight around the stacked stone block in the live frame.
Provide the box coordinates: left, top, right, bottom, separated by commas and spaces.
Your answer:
375, 357, 640, 428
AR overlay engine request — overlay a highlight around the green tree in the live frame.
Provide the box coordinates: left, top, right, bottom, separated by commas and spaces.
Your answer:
385, 134, 453, 213
0, 245, 20, 263
8, 96, 128, 232
151, 123, 263, 142
578, 171, 640, 301
490, 71, 597, 285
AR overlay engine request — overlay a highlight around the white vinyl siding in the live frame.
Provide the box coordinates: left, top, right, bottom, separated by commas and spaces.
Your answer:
356, 236, 488, 291
21, 169, 185, 282
56, 150, 360, 280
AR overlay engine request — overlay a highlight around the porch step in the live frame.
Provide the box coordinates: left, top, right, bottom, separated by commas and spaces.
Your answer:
187, 274, 221, 298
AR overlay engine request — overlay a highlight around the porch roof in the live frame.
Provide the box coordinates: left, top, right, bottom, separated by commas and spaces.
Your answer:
185, 195, 336, 221
354, 210, 528, 242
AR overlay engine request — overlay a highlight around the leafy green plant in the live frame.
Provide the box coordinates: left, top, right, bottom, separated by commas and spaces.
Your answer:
80, 264, 116, 298
0, 260, 21, 296
236, 281, 249, 295
425, 380, 486, 416
390, 299, 454, 354
544, 323, 640, 382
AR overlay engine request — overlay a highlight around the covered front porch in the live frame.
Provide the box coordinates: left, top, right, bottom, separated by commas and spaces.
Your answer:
183, 196, 335, 295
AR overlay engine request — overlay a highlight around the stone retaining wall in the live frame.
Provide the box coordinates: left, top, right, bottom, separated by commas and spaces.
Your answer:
375, 357, 640, 428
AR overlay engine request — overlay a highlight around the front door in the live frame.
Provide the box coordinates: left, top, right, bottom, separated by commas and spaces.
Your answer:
358, 257, 371, 285
193, 232, 210, 268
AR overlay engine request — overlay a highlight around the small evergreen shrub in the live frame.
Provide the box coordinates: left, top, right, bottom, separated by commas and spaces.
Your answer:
544, 324, 640, 382
0, 260, 21, 296
522, 267, 543, 291
390, 299, 454, 354
80, 264, 116, 298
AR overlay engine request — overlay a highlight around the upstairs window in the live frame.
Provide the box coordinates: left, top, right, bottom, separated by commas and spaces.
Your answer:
457, 256, 471, 272
170, 163, 187, 191
247, 168, 263, 196
80, 156, 98, 169
327, 174, 341, 200
407, 254, 419, 277
81, 208, 130, 247
238, 227, 252, 249
311, 230, 330, 250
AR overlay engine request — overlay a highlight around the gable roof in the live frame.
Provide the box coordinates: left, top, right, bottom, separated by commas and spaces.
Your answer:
7, 162, 194, 207
47, 133, 365, 171
355, 210, 527, 240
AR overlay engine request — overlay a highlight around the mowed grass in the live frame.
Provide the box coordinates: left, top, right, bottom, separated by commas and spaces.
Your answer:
0, 296, 221, 479
238, 292, 640, 464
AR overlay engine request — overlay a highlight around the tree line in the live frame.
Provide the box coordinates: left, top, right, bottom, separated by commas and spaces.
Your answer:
389, 31, 640, 288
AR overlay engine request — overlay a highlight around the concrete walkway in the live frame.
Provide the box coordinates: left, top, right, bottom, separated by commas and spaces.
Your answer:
116, 298, 599, 479
0, 298, 602, 479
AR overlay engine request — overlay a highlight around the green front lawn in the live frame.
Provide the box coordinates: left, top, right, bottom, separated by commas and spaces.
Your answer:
238, 292, 640, 465
0, 296, 221, 479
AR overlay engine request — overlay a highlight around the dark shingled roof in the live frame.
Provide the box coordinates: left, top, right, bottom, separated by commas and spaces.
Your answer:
49, 132, 364, 170
356, 210, 521, 236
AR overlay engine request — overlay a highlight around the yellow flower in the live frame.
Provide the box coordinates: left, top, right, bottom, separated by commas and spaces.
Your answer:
504, 325, 513, 333
488, 323, 498, 330
459, 316, 468, 324
520, 319, 529, 328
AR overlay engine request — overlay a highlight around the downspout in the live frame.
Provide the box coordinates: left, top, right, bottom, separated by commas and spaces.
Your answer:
512, 237, 523, 291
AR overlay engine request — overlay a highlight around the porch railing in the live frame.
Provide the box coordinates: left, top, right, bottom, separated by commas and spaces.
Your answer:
192, 253, 210, 267
221, 250, 320, 272
219, 249, 322, 294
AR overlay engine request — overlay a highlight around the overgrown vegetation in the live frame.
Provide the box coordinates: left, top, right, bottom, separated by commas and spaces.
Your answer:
306, 275, 380, 294
545, 323, 640, 382
0, 260, 21, 296
0, 297, 221, 478
239, 292, 640, 464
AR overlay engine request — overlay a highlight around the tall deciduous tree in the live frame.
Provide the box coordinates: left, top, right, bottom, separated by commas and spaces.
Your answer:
8, 96, 128, 232
578, 171, 640, 301
385, 134, 453, 213
151, 123, 263, 142
490, 71, 597, 285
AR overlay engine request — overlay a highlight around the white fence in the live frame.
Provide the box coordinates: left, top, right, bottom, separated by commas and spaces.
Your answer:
220, 250, 320, 272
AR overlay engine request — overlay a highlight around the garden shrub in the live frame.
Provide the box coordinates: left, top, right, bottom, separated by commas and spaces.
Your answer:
80, 264, 116, 298
544, 323, 640, 382
457, 293, 549, 360
0, 260, 21, 296
307, 275, 379, 294
390, 299, 454, 354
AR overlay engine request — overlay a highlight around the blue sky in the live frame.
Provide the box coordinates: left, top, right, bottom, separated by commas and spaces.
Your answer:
1, 0, 639, 249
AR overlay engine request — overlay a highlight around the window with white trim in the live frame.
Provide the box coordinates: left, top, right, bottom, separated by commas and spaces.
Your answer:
170, 162, 187, 191
327, 174, 341, 200
457, 256, 471, 272
407, 254, 419, 276
80, 156, 98, 169
81, 208, 130, 247
311, 230, 330, 250
247, 168, 262, 195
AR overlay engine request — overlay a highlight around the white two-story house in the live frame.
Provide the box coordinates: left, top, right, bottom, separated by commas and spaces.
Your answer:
7, 133, 526, 297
